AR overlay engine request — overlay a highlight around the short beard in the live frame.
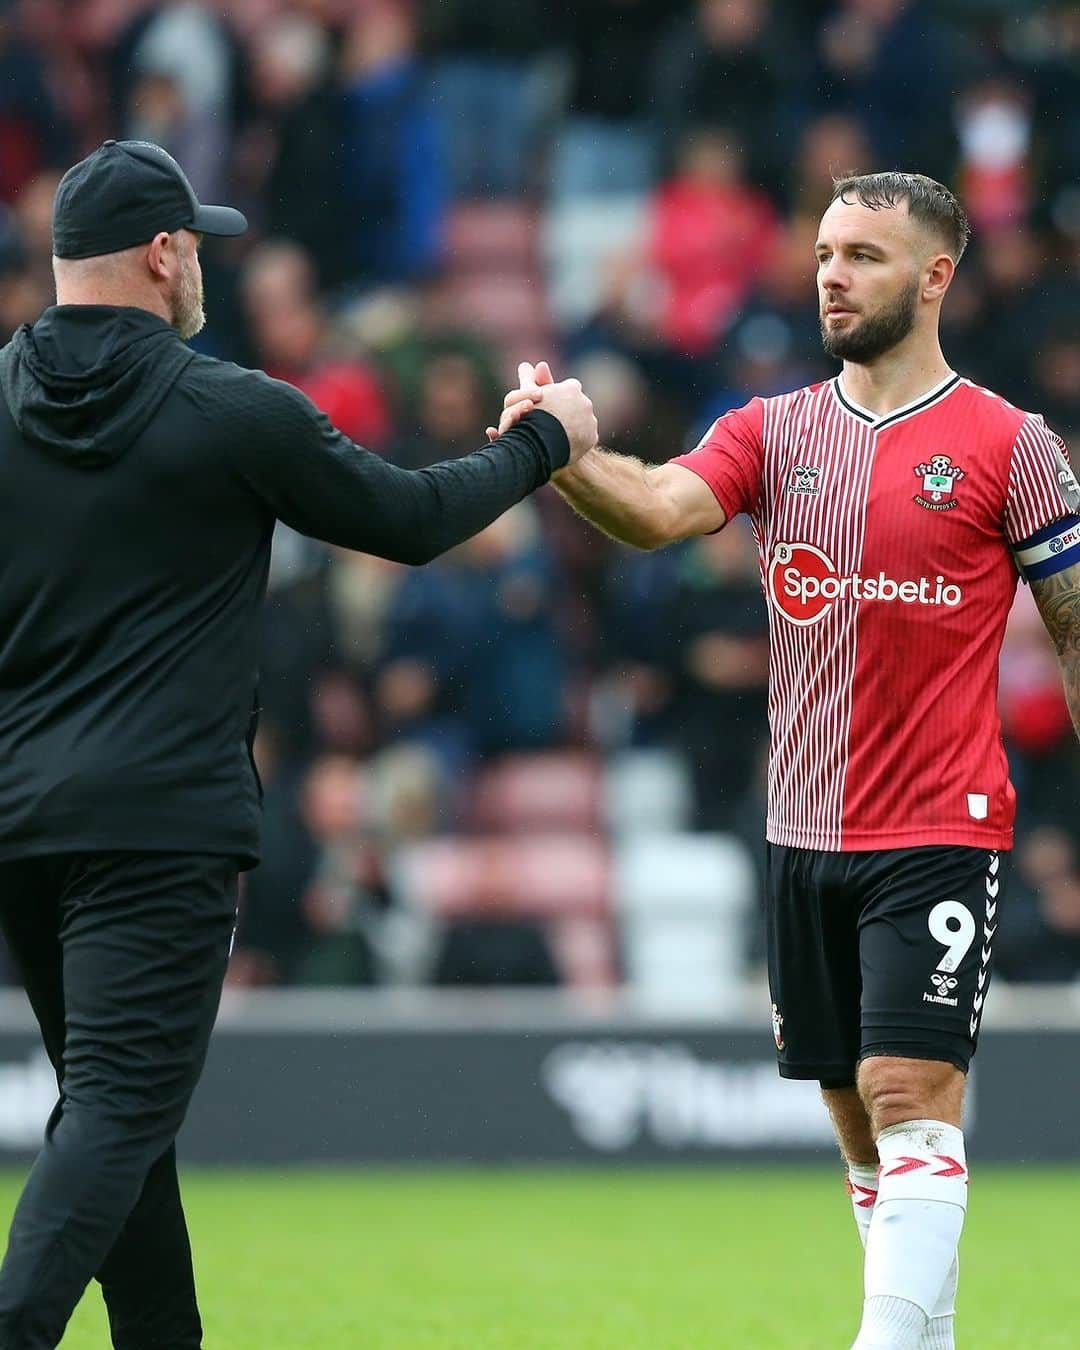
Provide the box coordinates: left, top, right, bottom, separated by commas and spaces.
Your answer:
820, 276, 919, 363
170, 254, 205, 341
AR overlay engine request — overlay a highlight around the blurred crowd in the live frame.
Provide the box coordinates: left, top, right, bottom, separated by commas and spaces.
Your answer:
0, 0, 1079, 994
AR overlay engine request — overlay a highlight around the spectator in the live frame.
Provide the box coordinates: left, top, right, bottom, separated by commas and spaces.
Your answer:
810, 0, 960, 181
372, 501, 567, 768
721, 218, 832, 405
1028, 326, 1080, 441
453, 503, 568, 757
388, 345, 501, 469
548, 0, 669, 198
107, 0, 241, 203
229, 725, 318, 987
955, 77, 1035, 234
972, 226, 1052, 404
241, 239, 391, 447
338, 0, 446, 284
1000, 586, 1080, 832
257, 546, 339, 761
598, 542, 684, 749
788, 113, 872, 218
293, 754, 386, 986
669, 525, 771, 830
645, 127, 780, 357
373, 555, 479, 776
0, 3, 72, 202
245, 11, 352, 291
996, 828, 1080, 984
653, 0, 792, 199
420, 0, 549, 198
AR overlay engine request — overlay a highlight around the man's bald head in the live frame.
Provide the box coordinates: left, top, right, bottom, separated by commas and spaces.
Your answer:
53, 228, 205, 340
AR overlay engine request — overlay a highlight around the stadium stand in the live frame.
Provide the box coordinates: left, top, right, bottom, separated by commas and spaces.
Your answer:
0, 0, 1077, 993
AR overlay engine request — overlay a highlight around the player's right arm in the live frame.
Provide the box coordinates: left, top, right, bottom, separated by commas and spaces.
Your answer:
1030, 560, 1080, 741
1006, 413, 1080, 740
549, 450, 726, 549
494, 362, 764, 549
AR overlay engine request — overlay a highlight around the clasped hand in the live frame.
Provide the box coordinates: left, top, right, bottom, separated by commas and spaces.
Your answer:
486, 362, 598, 464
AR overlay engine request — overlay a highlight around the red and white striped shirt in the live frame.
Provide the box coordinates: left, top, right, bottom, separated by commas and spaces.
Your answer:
672, 372, 1073, 851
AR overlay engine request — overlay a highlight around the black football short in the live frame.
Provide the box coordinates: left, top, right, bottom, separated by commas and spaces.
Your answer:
765, 843, 1008, 1084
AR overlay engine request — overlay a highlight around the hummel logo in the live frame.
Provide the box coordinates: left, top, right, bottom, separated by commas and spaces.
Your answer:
786, 465, 822, 496
924, 972, 959, 1008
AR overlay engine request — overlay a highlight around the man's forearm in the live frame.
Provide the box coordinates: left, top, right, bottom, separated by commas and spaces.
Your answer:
1058, 640, 1080, 744
1061, 655, 1080, 742
1031, 569, 1080, 740
551, 447, 674, 550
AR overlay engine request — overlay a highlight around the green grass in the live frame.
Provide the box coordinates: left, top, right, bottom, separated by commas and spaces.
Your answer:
2, 1165, 1078, 1347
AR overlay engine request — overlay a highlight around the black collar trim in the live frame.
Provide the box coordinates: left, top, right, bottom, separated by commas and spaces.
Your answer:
833, 372, 961, 431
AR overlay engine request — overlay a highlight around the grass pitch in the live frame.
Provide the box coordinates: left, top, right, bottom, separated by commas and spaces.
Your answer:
2, 1165, 1077, 1347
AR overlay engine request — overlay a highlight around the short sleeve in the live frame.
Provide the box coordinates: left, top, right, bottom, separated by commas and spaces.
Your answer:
669, 398, 766, 521
1004, 414, 1080, 548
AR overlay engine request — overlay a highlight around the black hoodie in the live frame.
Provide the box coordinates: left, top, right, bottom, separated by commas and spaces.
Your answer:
0, 306, 569, 867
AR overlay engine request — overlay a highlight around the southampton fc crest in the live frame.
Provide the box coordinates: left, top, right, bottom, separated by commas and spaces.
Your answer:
771, 1003, 785, 1051
913, 454, 964, 512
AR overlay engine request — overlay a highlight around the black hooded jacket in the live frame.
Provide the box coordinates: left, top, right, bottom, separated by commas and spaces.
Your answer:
0, 305, 569, 867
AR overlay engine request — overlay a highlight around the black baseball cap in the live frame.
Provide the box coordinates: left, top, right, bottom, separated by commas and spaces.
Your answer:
52, 139, 248, 260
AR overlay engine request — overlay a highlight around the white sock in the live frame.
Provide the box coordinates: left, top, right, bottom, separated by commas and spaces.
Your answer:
847, 1159, 879, 1249
920, 1308, 956, 1350
847, 1159, 955, 1349
919, 1255, 957, 1349
852, 1120, 967, 1350
842, 1161, 955, 1350
852, 1296, 926, 1349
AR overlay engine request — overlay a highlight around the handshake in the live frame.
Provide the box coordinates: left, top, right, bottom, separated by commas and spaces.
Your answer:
486, 361, 598, 468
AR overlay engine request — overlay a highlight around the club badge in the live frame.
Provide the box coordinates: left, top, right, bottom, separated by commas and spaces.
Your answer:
771, 1002, 785, 1051
913, 455, 964, 512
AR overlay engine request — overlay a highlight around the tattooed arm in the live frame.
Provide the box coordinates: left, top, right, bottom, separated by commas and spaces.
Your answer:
1031, 560, 1080, 740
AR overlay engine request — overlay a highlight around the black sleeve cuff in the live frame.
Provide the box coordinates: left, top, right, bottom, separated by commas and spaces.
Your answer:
518, 408, 571, 473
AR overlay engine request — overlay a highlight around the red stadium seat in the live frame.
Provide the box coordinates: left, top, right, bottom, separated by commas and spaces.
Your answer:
464, 751, 604, 834
392, 834, 615, 987
444, 202, 540, 272
441, 271, 550, 349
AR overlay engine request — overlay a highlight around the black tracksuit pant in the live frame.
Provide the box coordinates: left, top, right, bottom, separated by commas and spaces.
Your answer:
0, 852, 238, 1349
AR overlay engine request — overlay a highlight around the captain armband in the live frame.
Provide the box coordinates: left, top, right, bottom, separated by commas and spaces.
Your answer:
1014, 515, 1080, 581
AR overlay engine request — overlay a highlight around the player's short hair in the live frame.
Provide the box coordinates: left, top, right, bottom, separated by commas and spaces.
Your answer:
829, 171, 971, 262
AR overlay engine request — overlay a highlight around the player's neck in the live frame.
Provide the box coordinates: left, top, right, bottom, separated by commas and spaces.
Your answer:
840, 340, 952, 419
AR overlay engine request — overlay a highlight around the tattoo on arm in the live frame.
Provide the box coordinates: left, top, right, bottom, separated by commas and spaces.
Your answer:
1031, 564, 1080, 739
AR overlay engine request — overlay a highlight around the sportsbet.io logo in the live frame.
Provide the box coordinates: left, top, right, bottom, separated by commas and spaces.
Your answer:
768, 542, 963, 626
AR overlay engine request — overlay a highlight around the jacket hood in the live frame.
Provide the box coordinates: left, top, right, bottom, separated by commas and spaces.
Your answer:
0, 305, 196, 467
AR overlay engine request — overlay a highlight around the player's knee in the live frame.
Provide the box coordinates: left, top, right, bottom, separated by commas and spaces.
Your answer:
822, 1085, 876, 1161
862, 1082, 925, 1132
857, 1057, 961, 1133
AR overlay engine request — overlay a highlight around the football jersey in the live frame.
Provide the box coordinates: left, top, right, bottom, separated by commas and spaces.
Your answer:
672, 372, 1076, 851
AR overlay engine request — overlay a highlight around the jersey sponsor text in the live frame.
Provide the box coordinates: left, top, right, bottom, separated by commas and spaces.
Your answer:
769, 541, 962, 626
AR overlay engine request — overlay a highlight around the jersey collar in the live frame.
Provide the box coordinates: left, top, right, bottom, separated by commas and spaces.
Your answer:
833, 370, 961, 432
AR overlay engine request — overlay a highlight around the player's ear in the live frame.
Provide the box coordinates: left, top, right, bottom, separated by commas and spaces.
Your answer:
923, 251, 955, 304
145, 232, 172, 281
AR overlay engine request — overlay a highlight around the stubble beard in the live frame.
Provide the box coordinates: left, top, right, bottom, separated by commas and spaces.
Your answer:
819, 275, 920, 364
171, 254, 206, 341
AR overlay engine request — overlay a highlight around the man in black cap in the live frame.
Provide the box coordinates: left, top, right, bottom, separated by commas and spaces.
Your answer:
0, 140, 597, 1349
